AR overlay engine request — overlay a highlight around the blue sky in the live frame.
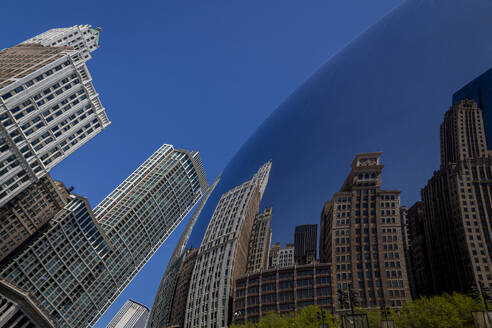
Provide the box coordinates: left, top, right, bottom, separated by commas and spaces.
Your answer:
1, 0, 405, 326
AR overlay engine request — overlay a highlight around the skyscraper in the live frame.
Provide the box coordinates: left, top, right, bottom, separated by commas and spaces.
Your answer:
320, 153, 411, 310
168, 248, 199, 328
148, 176, 220, 328
0, 174, 69, 261
0, 279, 56, 328
106, 300, 149, 328
246, 207, 272, 273
422, 99, 492, 293
294, 224, 317, 265
406, 201, 431, 298
453, 69, 492, 148
185, 162, 271, 328
268, 243, 295, 269
21, 25, 102, 62
0, 144, 208, 328
0, 25, 109, 206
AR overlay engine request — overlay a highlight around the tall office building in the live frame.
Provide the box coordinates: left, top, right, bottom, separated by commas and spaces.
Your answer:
268, 243, 295, 269
22, 25, 102, 62
406, 201, 431, 298
148, 176, 220, 328
422, 99, 492, 293
0, 26, 109, 206
0, 279, 56, 328
246, 207, 272, 273
0, 144, 208, 328
0, 174, 69, 261
453, 69, 492, 148
106, 300, 149, 328
0, 195, 115, 328
185, 162, 271, 328
168, 248, 199, 328
320, 153, 411, 310
294, 224, 317, 265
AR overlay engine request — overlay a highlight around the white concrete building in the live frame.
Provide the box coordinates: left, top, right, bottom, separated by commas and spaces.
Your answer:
107, 300, 149, 328
268, 243, 295, 268
0, 25, 110, 206
22, 25, 101, 62
185, 162, 271, 328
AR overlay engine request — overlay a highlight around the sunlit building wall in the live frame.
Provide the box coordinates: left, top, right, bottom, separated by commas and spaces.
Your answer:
0, 144, 208, 328
0, 26, 109, 207
185, 162, 271, 328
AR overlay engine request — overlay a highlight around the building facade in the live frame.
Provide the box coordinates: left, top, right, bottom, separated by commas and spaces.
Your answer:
246, 207, 272, 273
0, 144, 208, 328
0, 26, 110, 206
0, 279, 56, 328
168, 248, 199, 328
22, 25, 102, 62
106, 299, 149, 328
320, 153, 411, 311
294, 224, 317, 265
231, 263, 332, 324
147, 176, 220, 328
422, 99, 492, 293
184, 162, 271, 328
268, 243, 295, 269
453, 69, 492, 149
0, 174, 69, 261
406, 201, 431, 298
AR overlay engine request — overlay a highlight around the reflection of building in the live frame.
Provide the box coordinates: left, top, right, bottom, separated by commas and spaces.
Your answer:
232, 263, 332, 324
147, 176, 220, 328
168, 248, 198, 328
247, 207, 272, 273
268, 243, 295, 268
320, 153, 411, 310
185, 162, 271, 328
422, 99, 492, 294
107, 300, 149, 328
0, 145, 208, 328
0, 279, 56, 328
406, 201, 431, 298
0, 26, 110, 207
294, 224, 317, 265
453, 69, 492, 149
0, 174, 69, 261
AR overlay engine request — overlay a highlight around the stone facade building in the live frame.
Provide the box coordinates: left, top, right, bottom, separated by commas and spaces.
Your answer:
320, 153, 411, 311
0, 174, 69, 261
406, 201, 432, 297
169, 248, 198, 328
107, 299, 149, 328
268, 243, 295, 269
0, 26, 109, 206
422, 99, 492, 293
246, 207, 272, 273
185, 162, 271, 328
231, 263, 332, 324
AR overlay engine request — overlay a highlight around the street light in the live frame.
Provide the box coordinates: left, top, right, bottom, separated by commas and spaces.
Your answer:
380, 306, 395, 328
317, 309, 329, 328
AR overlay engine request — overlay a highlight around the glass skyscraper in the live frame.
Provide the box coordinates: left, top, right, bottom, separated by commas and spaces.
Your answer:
0, 144, 208, 328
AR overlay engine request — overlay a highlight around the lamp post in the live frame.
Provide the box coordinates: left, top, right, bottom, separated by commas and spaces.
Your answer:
380, 306, 395, 328
317, 309, 329, 328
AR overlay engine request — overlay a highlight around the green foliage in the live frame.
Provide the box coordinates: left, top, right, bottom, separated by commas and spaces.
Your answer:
230, 305, 334, 328
231, 293, 484, 328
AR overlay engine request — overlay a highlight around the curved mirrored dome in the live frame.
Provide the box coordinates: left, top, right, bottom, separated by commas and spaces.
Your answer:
149, 0, 492, 327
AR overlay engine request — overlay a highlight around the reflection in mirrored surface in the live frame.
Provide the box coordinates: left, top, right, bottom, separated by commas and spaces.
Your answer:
149, 0, 492, 327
